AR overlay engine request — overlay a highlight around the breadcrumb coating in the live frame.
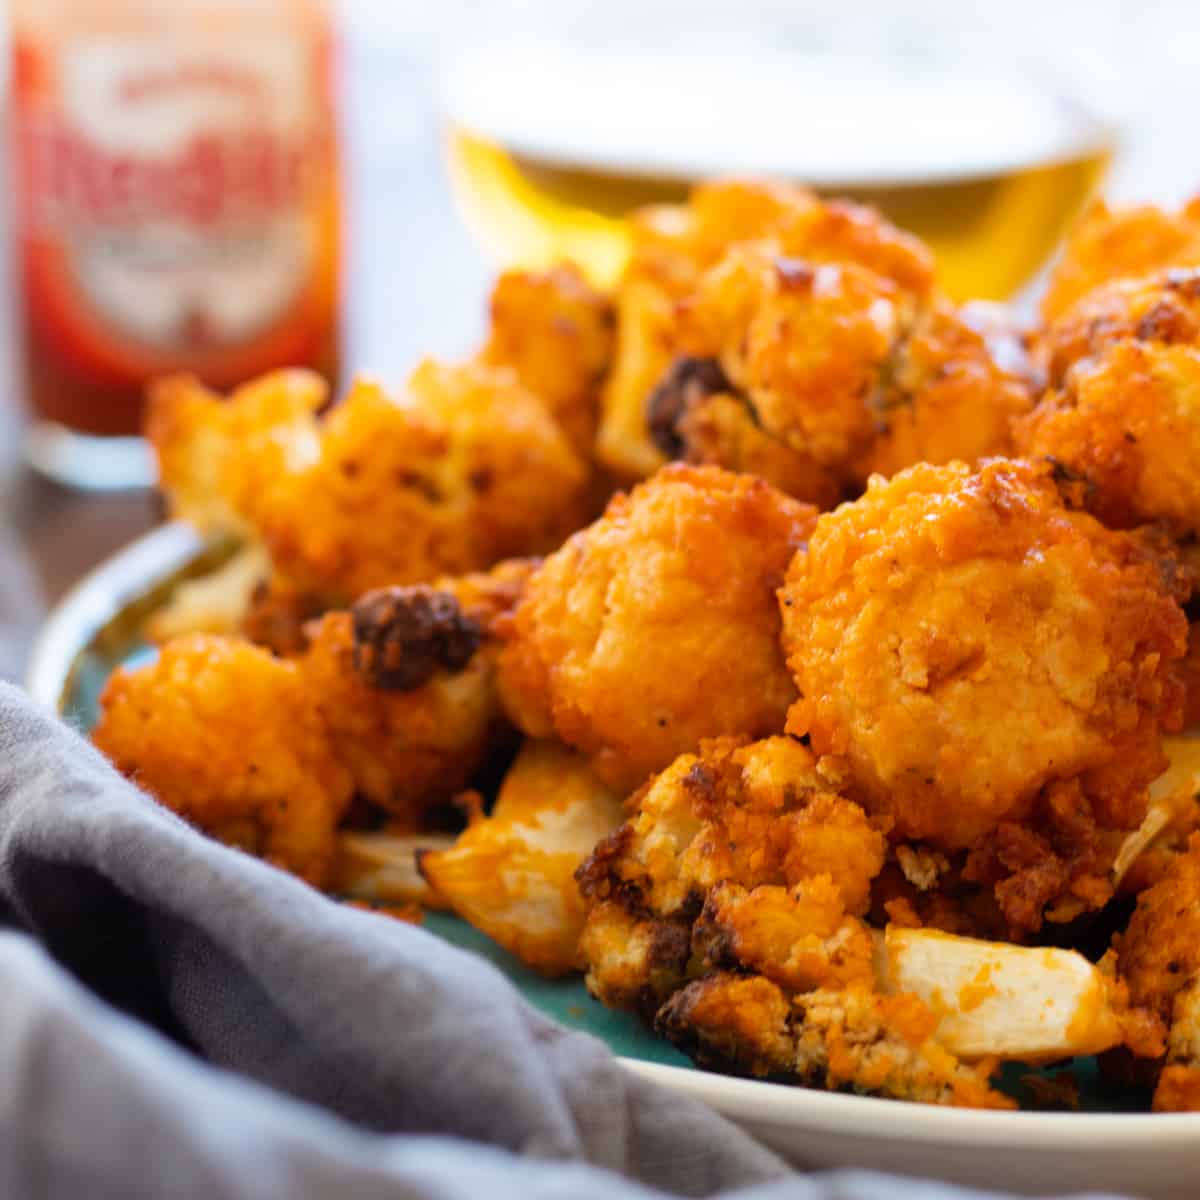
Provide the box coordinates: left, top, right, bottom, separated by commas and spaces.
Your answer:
656, 973, 1010, 1108
497, 464, 815, 792
93, 636, 352, 886
596, 178, 932, 481
418, 740, 623, 975
781, 459, 1187, 932
1016, 341, 1200, 538
148, 361, 587, 602
576, 736, 885, 1014
482, 263, 615, 456
1038, 268, 1200, 386
1041, 197, 1200, 323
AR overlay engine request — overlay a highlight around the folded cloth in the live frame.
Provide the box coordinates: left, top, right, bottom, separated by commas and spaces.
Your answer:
0, 684, 1115, 1200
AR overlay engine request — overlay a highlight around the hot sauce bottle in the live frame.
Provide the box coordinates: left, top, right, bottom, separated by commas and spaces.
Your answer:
9, 0, 341, 487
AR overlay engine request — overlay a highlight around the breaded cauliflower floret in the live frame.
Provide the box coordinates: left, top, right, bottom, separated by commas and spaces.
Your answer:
656, 973, 1011, 1108
418, 740, 623, 975
1038, 268, 1200, 386
576, 736, 885, 1015
497, 464, 815, 792
1041, 197, 1200, 323
781, 459, 1188, 933
482, 263, 615, 456
682, 245, 908, 469
92, 636, 352, 886
303, 559, 533, 823
148, 361, 588, 602
596, 178, 933, 481
1016, 342, 1200, 538
854, 301, 1035, 482
645, 358, 844, 509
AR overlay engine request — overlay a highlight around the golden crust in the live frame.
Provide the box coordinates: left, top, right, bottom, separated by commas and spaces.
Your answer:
92, 636, 352, 887
497, 464, 815, 792
781, 459, 1187, 932
595, 178, 933, 481
1041, 198, 1200, 323
419, 740, 623, 975
576, 735, 885, 1012
149, 361, 588, 602
1016, 341, 1200, 538
656, 973, 1010, 1108
482, 263, 615, 456
855, 301, 1035, 482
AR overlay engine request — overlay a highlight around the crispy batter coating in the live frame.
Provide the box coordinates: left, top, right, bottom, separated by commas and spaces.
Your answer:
1117, 833, 1200, 1025
1016, 342, 1200, 538
692, 878, 877, 994
1038, 268, 1200, 387
302, 561, 533, 824
676, 246, 1029, 486
576, 736, 885, 1015
781, 459, 1187, 933
497, 464, 815, 792
656, 973, 1010, 1108
482, 263, 615, 456
645, 357, 844, 508
682, 245, 908, 469
855, 301, 1035, 482
419, 740, 623, 975
596, 178, 933, 480
92, 636, 352, 887
148, 361, 588, 601
1041, 197, 1200, 323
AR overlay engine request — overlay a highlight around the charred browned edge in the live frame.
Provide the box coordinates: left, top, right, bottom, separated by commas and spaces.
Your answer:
351, 586, 482, 691
243, 583, 328, 656
645, 356, 736, 459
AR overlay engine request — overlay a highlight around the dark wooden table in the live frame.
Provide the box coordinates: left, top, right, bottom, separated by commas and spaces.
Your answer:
0, 42, 490, 681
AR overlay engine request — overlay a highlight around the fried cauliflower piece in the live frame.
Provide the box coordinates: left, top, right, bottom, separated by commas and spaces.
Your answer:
1016, 342, 1200, 538
302, 559, 532, 823
146, 544, 271, 642
596, 178, 933, 480
656, 973, 1010, 1108
1041, 197, 1200, 323
781, 458, 1188, 934
418, 741, 623, 975
1038, 268, 1200, 387
691, 878, 877, 995
682, 245, 910, 470
92, 636, 352, 887
482, 263, 615, 456
576, 736, 886, 1015
854, 301, 1035, 482
148, 361, 588, 602
497, 464, 815, 792
645, 358, 845, 508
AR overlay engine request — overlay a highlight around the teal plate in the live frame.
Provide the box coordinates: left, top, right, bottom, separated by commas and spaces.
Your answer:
27, 524, 1200, 1199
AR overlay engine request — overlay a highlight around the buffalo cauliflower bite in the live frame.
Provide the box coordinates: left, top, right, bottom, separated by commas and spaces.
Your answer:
148, 361, 588, 603
596, 178, 933, 481
1037, 268, 1200, 387
482, 263, 615, 456
854, 301, 1035, 483
781, 458, 1188, 934
1016, 342, 1200, 538
576, 735, 886, 1016
92, 636, 353, 887
681, 245, 909, 470
656, 973, 1011, 1108
1041, 197, 1200, 323
418, 740, 623, 975
497, 464, 815, 792
645, 357, 844, 508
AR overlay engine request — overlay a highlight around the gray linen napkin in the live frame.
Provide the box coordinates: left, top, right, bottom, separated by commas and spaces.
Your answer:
0, 683, 1116, 1199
